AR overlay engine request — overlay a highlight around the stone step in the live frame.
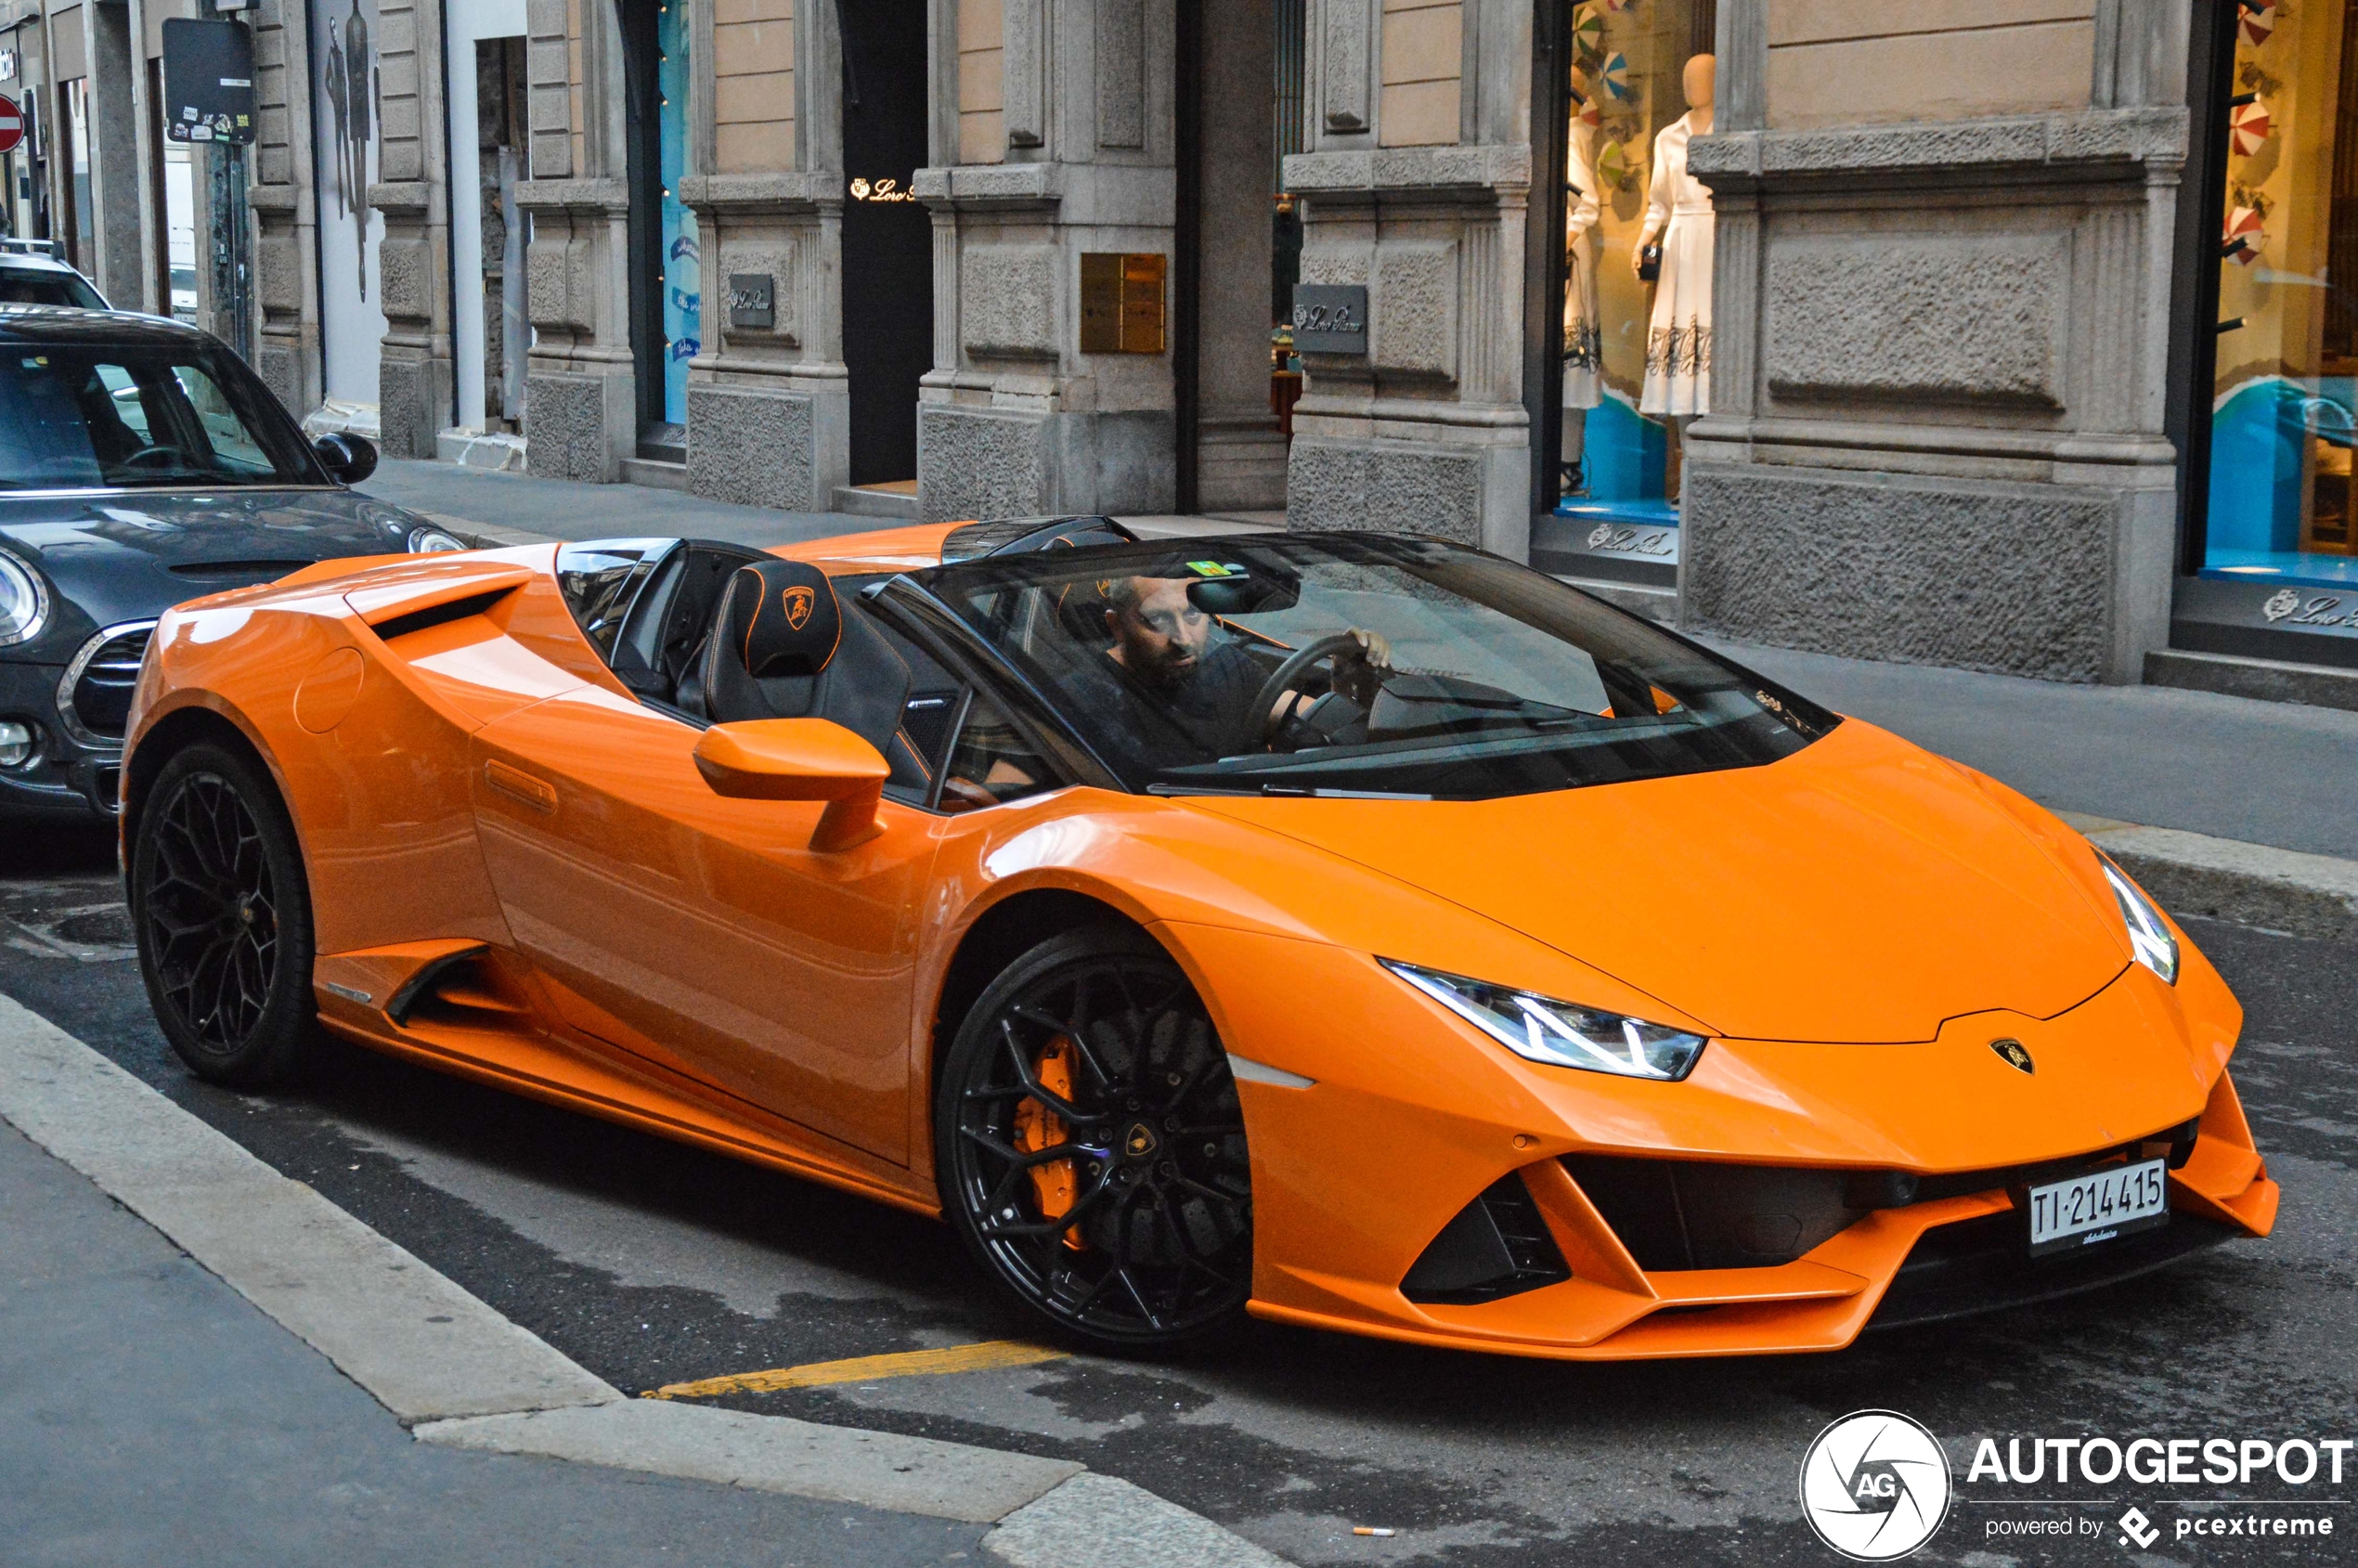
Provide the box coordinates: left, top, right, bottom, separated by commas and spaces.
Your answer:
832, 484, 922, 520
619, 456, 689, 493
2144, 648, 2358, 715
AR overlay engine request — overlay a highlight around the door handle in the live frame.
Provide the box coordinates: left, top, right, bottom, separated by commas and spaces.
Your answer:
484, 758, 558, 813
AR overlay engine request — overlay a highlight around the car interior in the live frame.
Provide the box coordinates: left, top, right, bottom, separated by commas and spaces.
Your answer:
560, 538, 1065, 813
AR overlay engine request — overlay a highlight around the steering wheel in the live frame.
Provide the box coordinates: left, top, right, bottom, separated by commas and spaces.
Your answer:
1251, 632, 1377, 745
118, 446, 191, 473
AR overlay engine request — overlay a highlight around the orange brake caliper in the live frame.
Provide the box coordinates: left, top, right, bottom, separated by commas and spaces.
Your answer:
1013, 1036, 1086, 1250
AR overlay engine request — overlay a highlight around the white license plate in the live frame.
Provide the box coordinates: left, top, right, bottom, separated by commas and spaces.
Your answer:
2026, 1158, 2170, 1257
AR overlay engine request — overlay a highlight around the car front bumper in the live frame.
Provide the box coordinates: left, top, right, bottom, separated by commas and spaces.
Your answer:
0, 659, 121, 817
1166, 920, 2276, 1361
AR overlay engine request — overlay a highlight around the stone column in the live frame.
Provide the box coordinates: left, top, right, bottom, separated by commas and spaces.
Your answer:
80, 0, 143, 303
518, 0, 635, 480
913, 0, 1181, 523
1280, 0, 1536, 559
370, 0, 454, 457
248, 0, 323, 417
680, 0, 849, 510
1679, 0, 2190, 684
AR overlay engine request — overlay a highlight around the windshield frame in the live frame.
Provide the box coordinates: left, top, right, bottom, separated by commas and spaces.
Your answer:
0, 331, 331, 495
884, 534, 1841, 803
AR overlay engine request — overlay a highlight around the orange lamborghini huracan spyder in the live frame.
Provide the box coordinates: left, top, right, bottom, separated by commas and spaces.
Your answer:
119, 517, 2276, 1358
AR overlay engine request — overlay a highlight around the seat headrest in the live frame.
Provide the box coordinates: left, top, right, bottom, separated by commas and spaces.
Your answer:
722, 560, 844, 680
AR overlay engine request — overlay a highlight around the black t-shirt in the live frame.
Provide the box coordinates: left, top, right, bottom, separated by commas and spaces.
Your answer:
1054, 641, 1265, 773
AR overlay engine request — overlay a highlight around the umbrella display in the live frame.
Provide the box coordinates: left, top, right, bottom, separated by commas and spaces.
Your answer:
2237, 3, 2275, 47
2229, 99, 2273, 157
1598, 51, 1633, 103
2222, 204, 2265, 267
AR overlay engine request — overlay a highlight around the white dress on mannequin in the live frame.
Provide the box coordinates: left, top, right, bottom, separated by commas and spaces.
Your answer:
1639, 114, 1714, 417
1561, 116, 1603, 411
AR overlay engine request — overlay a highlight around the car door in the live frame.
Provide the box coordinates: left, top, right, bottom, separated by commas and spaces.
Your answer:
468, 677, 939, 1165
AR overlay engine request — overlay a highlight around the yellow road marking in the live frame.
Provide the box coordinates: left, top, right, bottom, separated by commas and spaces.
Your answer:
641, 1339, 1069, 1401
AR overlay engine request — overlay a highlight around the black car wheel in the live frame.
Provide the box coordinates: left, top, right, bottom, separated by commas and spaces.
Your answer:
130, 741, 317, 1086
938, 927, 1253, 1351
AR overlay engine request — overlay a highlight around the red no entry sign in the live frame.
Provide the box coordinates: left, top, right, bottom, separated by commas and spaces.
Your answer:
0, 95, 22, 155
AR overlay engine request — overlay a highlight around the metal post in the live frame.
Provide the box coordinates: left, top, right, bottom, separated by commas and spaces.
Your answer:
196, 0, 252, 359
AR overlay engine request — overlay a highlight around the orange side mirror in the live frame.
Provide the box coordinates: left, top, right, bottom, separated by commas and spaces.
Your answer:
692, 719, 891, 851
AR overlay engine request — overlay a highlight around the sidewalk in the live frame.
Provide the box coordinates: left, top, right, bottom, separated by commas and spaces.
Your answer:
356, 460, 886, 551
0, 994, 1289, 1568
0, 1115, 987, 1568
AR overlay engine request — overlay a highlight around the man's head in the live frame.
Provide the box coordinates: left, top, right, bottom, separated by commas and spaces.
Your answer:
1101, 574, 1213, 688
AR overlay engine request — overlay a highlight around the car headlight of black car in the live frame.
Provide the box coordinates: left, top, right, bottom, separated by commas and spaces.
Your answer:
0, 549, 48, 647
2097, 854, 2178, 985
1380, 958, 1710, 1082
408, 525, 469, 553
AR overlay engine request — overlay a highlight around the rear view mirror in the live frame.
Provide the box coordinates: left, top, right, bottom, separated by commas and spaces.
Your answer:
1185, 563, 1299, 616
314, 432, 379, 485
693, 718, 890, 851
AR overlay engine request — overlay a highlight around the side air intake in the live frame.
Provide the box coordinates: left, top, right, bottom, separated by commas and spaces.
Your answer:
1400, 1173, 1573, 1304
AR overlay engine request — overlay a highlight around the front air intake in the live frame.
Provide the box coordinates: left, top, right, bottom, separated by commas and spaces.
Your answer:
1400, 1173, 1573, 1304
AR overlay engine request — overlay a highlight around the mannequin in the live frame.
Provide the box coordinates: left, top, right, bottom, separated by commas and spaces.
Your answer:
1636, 54, 1716, 424
1561, 106, 1603, 490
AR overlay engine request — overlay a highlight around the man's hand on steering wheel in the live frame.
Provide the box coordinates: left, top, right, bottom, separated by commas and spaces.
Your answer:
1332, 628, 1393, 706
1254, 628, 1394, 750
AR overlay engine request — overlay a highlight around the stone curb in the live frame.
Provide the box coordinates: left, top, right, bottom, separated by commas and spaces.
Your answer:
2054, 813, 2358, 944
0, 994, 1293, 1564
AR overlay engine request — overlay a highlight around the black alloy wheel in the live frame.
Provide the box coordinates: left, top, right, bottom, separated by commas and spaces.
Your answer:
130, 742, 317, 1086
938, 927, 1253, 1351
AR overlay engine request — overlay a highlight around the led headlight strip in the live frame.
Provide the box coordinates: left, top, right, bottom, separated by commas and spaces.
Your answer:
2097, 854, 2179, 985
1380, 958, 1708, 1082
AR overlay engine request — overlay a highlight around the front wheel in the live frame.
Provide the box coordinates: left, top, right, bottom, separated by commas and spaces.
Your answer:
936, 927, 1253, 1352
129, 741, 317, 1087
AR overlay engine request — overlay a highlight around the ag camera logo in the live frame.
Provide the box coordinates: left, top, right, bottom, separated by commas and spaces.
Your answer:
1800, 1410, 1953, 1561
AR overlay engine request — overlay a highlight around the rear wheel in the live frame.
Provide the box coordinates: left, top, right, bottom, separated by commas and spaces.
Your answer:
937, 927, 1253, 1351
129, 741, 317, 1087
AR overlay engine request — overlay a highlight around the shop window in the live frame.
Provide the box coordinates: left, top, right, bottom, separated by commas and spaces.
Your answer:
1551, 0, 1713, 530
2206, 0, 2358, 583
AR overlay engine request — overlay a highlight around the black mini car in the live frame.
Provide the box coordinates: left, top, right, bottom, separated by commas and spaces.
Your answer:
0, 307, 466, 818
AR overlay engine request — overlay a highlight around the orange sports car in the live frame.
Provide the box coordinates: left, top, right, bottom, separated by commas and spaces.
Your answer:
118, 517, 2276, 1358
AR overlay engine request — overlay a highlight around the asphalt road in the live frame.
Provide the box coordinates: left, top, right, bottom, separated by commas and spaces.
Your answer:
5, 819, 2352, 1568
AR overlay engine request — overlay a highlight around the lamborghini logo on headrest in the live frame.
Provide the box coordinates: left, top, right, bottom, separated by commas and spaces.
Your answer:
1989, 1037, 2035, 1075
782, 585, 816, 630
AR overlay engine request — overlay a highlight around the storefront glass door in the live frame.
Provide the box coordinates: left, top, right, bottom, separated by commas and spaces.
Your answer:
2205, 0, 2358, 590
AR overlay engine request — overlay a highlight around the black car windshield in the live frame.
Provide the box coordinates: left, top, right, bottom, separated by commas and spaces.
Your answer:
0, 268, 106, 309
909, 535, 1837, 801
0, 339, 319, 489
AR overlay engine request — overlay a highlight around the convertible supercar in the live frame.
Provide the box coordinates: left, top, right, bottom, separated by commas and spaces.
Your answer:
119, 518, 2277, 1358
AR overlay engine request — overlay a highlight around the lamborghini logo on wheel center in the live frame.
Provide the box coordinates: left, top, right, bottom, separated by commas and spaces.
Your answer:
1124, 1122, 1159, 1159
1989, 1038, 2035, 1075
782, 586, 816, 630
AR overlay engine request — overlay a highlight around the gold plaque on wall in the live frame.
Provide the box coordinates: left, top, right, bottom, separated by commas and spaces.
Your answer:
1079, 253, 1167, 354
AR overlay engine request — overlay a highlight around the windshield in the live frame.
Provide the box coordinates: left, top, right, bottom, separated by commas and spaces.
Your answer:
0, 340, 320, 490
0, 270, 106, 309
910, 536, 1837, 801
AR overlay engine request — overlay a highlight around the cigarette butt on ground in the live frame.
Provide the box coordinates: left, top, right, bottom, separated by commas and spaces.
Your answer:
1353, 1526, 1396, 1536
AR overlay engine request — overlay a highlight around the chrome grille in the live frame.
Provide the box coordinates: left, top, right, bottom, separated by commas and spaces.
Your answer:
58, 621, 156, 745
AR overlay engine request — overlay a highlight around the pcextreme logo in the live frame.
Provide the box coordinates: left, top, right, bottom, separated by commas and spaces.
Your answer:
1799, 1410, 1954, 1561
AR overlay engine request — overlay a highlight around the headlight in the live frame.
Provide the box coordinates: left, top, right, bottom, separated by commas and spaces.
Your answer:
2097, 854, 2178, 984
0, 550, 48, 647
1380, 958, 1709, 1082
0, 718, 33, 767
408, 526, 469, 553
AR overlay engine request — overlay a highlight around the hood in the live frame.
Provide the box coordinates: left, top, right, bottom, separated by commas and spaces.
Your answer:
1185, 719, 2132, 1044
0, 488, 424, 651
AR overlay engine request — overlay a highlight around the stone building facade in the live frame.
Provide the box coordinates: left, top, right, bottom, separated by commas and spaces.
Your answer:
22, 0, 2340, 693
